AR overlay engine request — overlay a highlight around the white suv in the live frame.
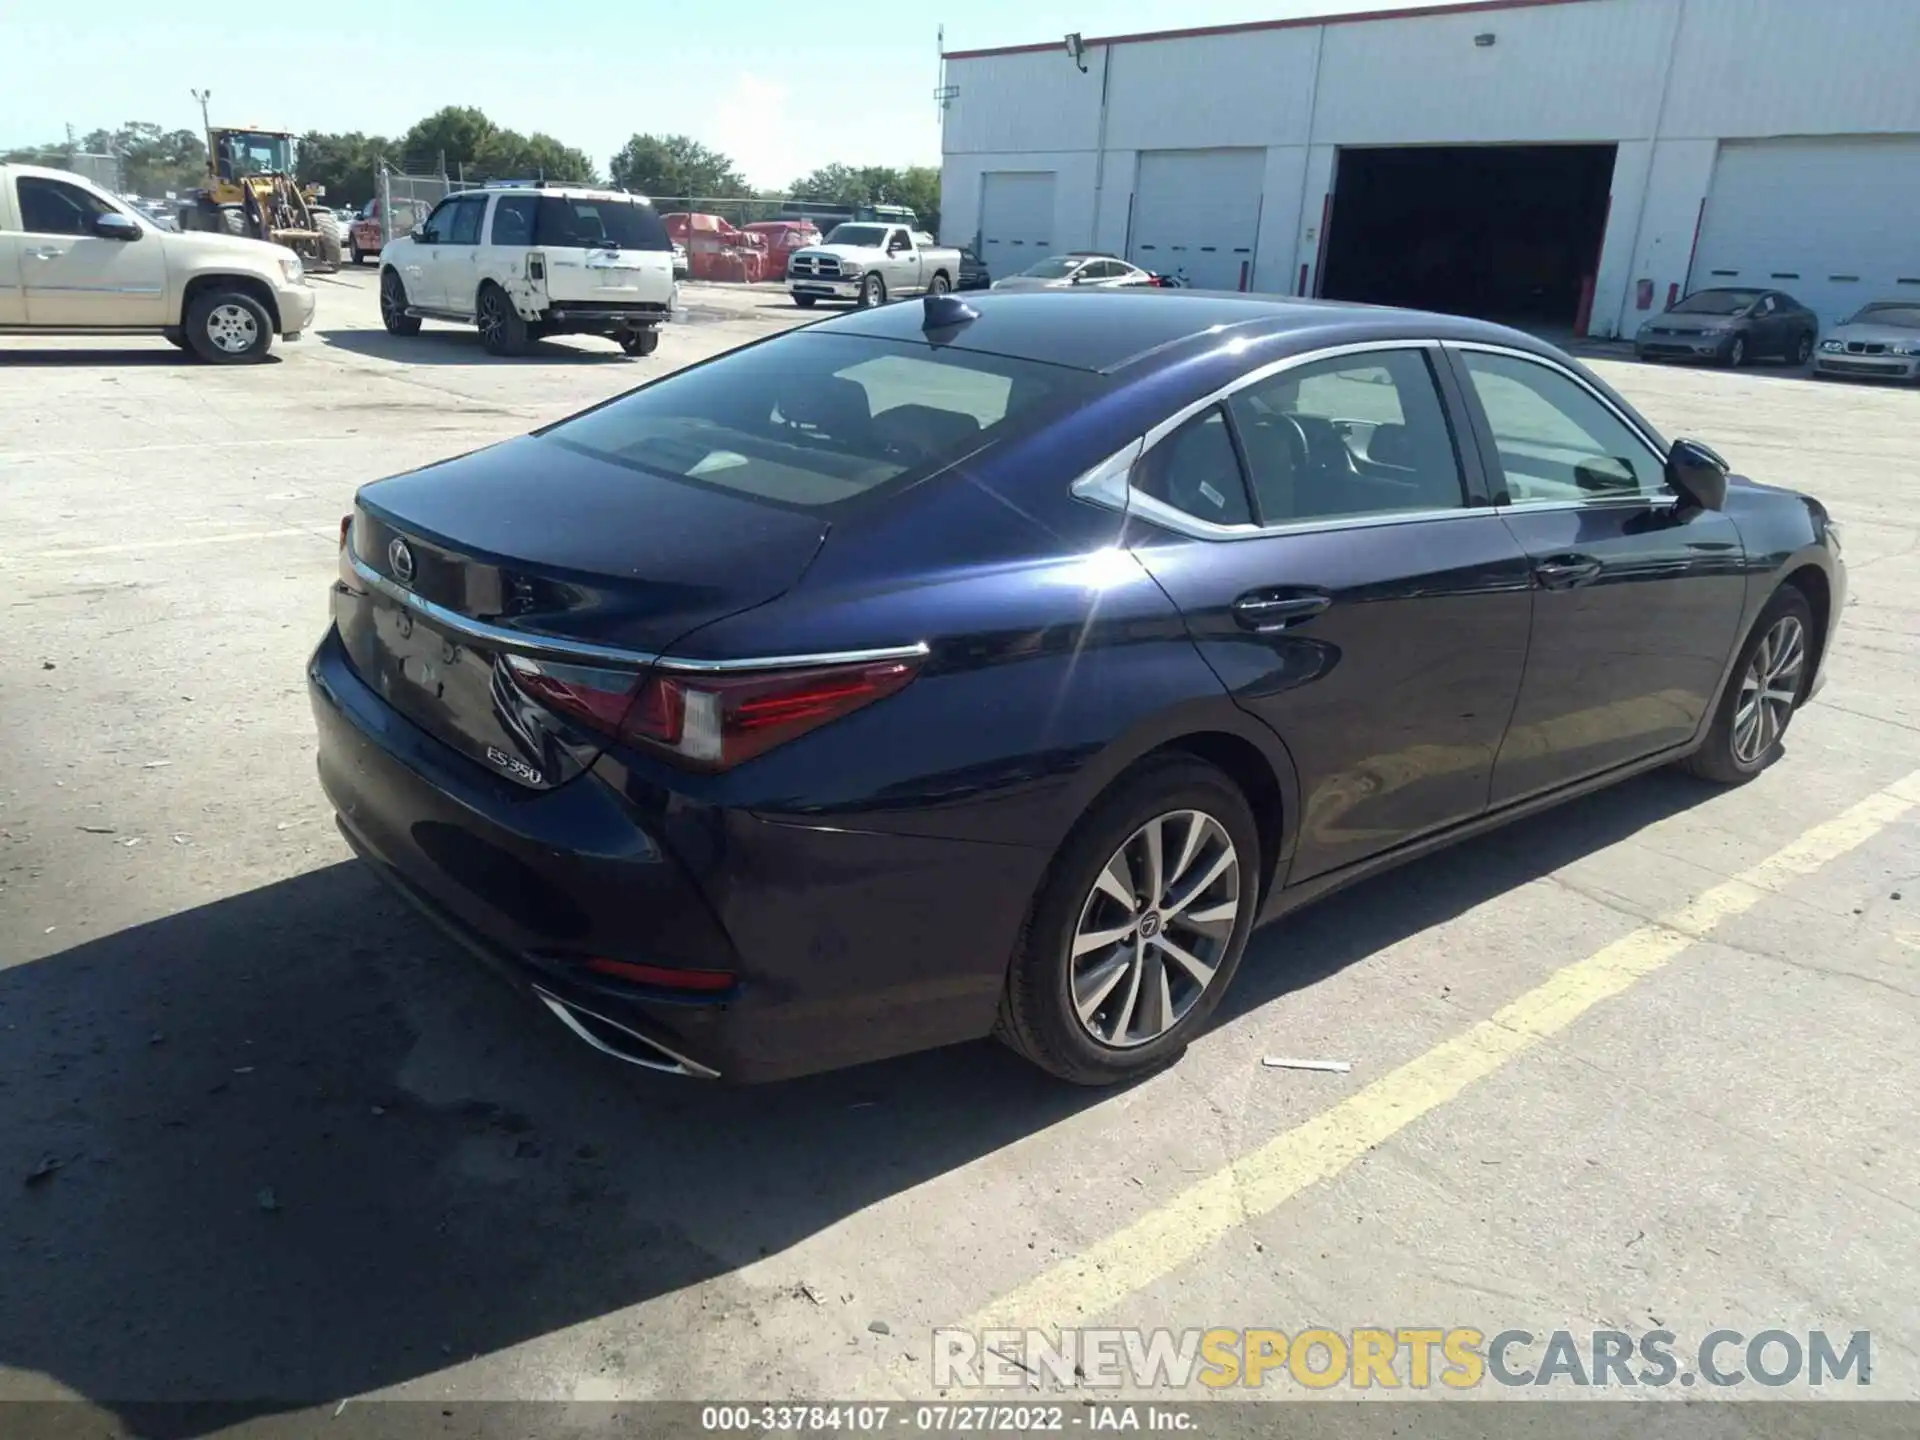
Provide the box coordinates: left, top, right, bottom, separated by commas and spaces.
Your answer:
378, 184, 677, 358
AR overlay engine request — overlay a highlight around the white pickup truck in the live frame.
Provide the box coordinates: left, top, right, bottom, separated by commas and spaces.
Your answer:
0, 161, 315, 362
786, 223, 962, 309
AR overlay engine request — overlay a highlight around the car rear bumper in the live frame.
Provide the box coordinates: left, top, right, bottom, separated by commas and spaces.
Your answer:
308, 627, 1031, 1082
1813, 354, 1920, 380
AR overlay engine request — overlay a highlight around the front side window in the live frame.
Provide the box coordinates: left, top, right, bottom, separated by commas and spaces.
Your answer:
17, 176, 117, 235
1227, 349, 1467, 523
1460, 350, 1667, 504
543, 332, 1098, 510
443, 197, 486, 246
1133, 407, 1254, 526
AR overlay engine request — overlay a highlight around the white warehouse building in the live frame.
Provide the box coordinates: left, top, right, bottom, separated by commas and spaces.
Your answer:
937, 0, 1920, 337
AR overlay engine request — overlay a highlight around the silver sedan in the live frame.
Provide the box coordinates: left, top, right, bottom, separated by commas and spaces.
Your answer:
990, 253, 1157, 292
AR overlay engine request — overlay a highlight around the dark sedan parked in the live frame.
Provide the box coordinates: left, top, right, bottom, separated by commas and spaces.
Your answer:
311, 290, 1844, 1085
1634, 287, 1819, 368
956, 246, 991, 291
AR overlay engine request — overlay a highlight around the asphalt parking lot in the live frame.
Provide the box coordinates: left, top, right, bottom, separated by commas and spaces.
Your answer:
2, 271, 1918, 1430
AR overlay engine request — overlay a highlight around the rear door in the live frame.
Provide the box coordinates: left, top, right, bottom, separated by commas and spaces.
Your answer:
1121, 342, 1535, 883
1445, 344, 1748, 805
535, 195, 674, 308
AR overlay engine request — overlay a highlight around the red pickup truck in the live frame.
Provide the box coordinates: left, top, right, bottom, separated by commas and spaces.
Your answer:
349, 200, 384, 264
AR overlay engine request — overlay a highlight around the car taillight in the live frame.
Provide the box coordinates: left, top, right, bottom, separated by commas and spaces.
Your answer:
339, 514, 352, 550
504, 653, 922, 772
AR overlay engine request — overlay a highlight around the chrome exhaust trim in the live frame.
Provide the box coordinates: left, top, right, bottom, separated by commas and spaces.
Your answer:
533, 988, 720, 1079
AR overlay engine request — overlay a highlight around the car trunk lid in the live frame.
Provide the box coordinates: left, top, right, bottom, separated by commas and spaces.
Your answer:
333, 436, 828, 789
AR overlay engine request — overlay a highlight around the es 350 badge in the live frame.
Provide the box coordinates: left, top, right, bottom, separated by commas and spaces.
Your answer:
485, 746, 543, 786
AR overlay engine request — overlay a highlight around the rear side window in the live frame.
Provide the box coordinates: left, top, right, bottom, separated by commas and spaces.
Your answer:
543, 332, 1099, 510
491, 194, 537, 245
1133, 408, 1254, 526
1228, 349, 1466, 523
534, 196, 670, 251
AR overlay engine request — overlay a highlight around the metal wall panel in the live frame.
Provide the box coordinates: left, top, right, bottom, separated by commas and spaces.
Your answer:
1128, 149, 1267, 292
1691, 136, 1920, 328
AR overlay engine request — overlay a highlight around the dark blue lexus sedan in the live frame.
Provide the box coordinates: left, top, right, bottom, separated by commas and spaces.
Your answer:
311, 290, 1844, 1084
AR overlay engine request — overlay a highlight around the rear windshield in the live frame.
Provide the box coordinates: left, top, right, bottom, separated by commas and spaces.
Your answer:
529, 195, 669, 250
1672, 290, 1760, 315
542, 332, 1100, 510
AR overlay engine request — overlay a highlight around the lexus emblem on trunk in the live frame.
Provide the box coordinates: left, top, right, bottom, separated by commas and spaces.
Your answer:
388, 539, 415, 586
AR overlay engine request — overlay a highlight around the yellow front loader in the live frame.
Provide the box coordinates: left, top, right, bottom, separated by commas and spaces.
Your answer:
177, 127, 342, 272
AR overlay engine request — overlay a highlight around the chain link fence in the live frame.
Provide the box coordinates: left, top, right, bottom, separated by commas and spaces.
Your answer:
375, 167, 457, 249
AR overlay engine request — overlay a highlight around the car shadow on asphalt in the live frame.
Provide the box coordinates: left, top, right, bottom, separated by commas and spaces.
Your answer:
0, 769, 1713, 1433
321, 330, 634, 366
1218, 767, 1718, 1025
0, 349, 264, 367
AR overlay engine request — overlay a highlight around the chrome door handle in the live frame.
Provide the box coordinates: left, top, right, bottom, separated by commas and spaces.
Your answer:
1232, 591, 1331, 631
27, 247, 67, 260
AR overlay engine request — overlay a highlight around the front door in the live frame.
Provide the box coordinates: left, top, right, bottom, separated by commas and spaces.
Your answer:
1445, 345, 1749, 805
15, 175, 166, 327
1124, 344, 1535, 883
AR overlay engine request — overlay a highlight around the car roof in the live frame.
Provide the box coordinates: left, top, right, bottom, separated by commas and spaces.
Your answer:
816, 289, 1569, 375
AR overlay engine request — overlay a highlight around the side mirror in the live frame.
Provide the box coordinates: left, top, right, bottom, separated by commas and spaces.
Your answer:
94, 211, 142, 242
1666, 438, 1729, 512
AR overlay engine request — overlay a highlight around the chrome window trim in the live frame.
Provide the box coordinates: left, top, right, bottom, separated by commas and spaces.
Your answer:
1070, 338, 1484, 543
344, 549, 927, 673
1444, 341, 1676, 504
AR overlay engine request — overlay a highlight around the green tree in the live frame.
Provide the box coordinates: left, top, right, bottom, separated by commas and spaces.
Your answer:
786, 162, 940, 233
608, 133, 748, 201
399, 105, 496, 172
77, 122, 207, 196
475, 129, 597, 184
297, 130, 391, 208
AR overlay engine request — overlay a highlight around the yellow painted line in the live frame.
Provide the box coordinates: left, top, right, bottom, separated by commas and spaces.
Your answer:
7, 527, 330, 560
967, 769, 1920, 1334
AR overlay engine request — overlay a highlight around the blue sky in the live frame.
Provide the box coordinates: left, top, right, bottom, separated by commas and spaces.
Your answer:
2, 0, 1457, 188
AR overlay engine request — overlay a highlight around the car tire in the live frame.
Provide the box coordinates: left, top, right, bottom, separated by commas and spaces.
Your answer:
930, 272, 951, 296
1681, 586, 1815, 786
858, 273, 886, 309
477, 284, 530, 357
350, 242, 365, 266
619, 327, 660, 358
184, 288, 274, 364
1792, 331, 1814, 366
1725, 335, 1746, 368
219, 205, 248, 237
379, 270, 422, 335
792, 294, 817, 309
996, 755, 1261, 1085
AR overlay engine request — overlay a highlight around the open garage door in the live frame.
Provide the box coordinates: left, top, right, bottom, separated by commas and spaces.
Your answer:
977, 171, 1056, 281
1321, 145, 1616, 328
1691, 136, 1920, 331
1128, 149, 1264, 292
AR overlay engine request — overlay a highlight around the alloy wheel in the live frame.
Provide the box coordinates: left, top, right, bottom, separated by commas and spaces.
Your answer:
479, 292, 504, 347
1070, 810, 1241, 1048
204, 302, 258, 354
1732, 614, 1806, 766
1794, 333, 1813, 365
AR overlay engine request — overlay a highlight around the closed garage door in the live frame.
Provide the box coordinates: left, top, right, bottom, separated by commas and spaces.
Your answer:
1128, 149, 1265, 292
978, 171, 1057, 280
1692, 136, 1920, 329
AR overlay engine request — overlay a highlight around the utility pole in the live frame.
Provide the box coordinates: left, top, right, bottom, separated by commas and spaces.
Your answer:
190, 88, 212, 143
